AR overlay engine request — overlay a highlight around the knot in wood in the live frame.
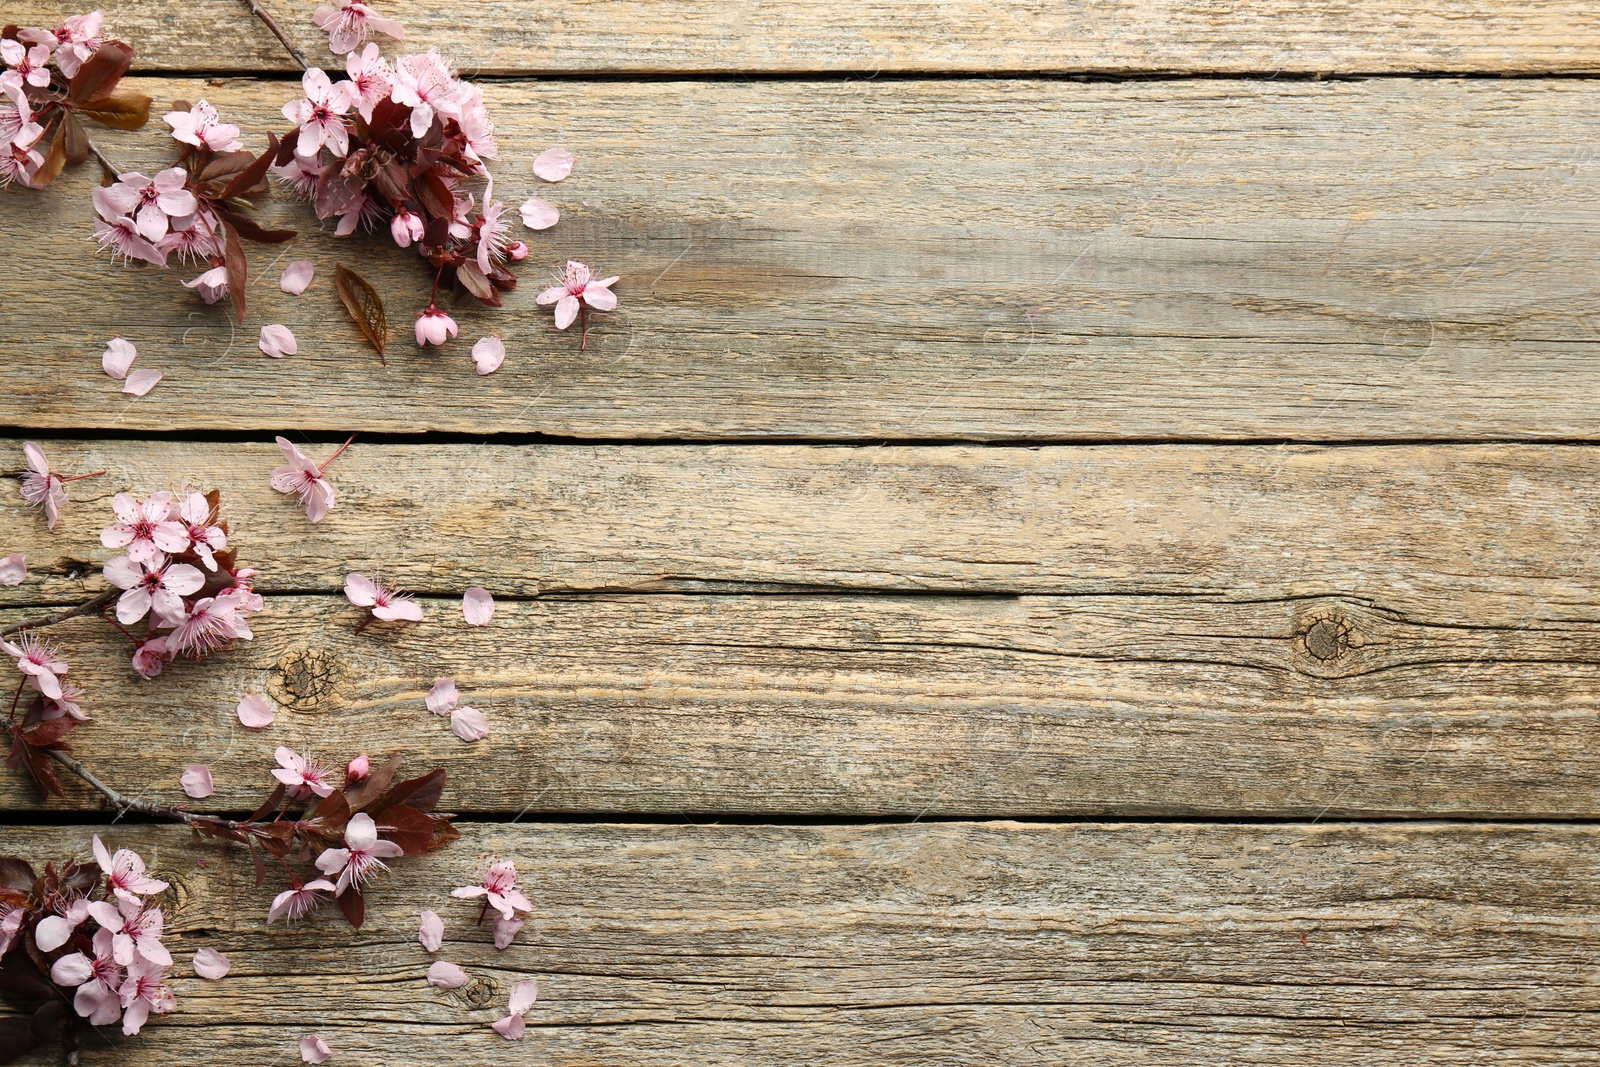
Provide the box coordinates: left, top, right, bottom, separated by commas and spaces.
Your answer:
267, 647, 340, 712
1291, 605, 1371, 678
1301, 617, 1351, 662
446, 975, 500, 1011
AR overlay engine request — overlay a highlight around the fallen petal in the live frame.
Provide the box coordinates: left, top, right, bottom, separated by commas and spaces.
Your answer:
259, 324, 298, 358
122, 369, 164, 397
426, 960, 469, 989
418, 909, 443, 952
280, 259, 316, 295
0, 554, 23, 587
237, 693, 275, 728
471, 337, 505, 376
493, 916, 523, 950
532, 146, 574, 182
492, 1013, 526, 1040
300, 1035, 331, 1064
507, 978, 539, 1015
180, 764, 214, 799
519, 196, 559, 230
462, 586, 495, 625
450, 706, 489, 742
192, 947, 230, 980
102, 337, 137, 379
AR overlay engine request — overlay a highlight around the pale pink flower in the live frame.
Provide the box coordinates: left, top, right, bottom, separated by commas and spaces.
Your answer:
91, 187, 165, 265
122, 368, 164, 397
93, 835, 170, 905
118, 956, 175, 1036
389, 207, 423, 247
492, 979, 538, 1039
34, 898, 90, 953
418, 910, 443, 952
97, 896, 172, 968
280, 259, 316, 295
26, 10, 104, 77
176, 491, 227, 570
532, 146, 574, 182
192, 947, 230, 980
426, 960, 468, 989
391, 50, 457, 138
272, 152, 326, 198
102, 554, 205, 625
0, 140, 43, 189
2, 633, 67, 700
102, 336, 136, 379
268, 878, 335, 924
300, 1034, 332, 1064
237, 692, 275, 728
1, 41, 52, 89
282, 68, 352, 158
182, 265, 229, 304
272, 746, 336, 799
164, 99, 243, 152
270, 436, 351, 524
473, 199, 513, 276
163, 594, 252, 657
100, 169, 197, 242
493, 916, 523, 950
346, 572, 424, 623
259, 324, 298, 358
52, 928, 123, 1026
341, 43, 392, 120
519, 196, 558, 231
160, 209, 223, 265
43, 681, 88, 722
314, 812, 403, 894
414, 303, 457, 347
454, 83, 497, 164
130, 637, 168, 680
314, 0, 404, 54
19, 441, 66, 529
101, 491, 187, 566
451, 860, 532, 921
537, 261, 619, 347
0, 904, 23, 957
180, 764, 214, 799
0, 554, 23, 586
470, 337, 504, 376
0, 77, 42, 148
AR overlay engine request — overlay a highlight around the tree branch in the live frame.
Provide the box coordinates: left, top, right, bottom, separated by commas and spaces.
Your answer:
240, 0, 311, 71
43, 748, 248, 832
0, 591, 117, 640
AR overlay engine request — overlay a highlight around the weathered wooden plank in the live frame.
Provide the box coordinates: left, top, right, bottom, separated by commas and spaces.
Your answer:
8, 821, 1600, 1065
6, 78, 1600, 439
10, 0, 1600, 75
3, 590, 1600, 817
4, 439, 1598, 624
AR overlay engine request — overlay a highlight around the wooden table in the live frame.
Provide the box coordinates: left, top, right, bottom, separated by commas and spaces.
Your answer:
3, 1, 1599, 1062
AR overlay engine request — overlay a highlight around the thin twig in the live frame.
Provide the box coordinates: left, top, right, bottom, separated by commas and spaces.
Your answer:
84, 136, 120, 179
43, 748, 248, 832
0, 591, 117, 640
241, 0, 311, 70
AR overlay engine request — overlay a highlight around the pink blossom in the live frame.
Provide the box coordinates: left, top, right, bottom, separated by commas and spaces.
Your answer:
176, 491, 228, 570
52, 928, 123, 1027
314, 812, 403, 894
237, 692, 275, 728
451, 860, 532, 921
282, 68, 352, 158
0, 77, 41, 148
470, 337, 504, 376
122, 368, 164, 397
341, 43, 392, 120
1, 40, 52, 89
473, 197, 514, 275
102, 554, 205, 625
43, 681, 88, 722
0, 905, 23, 957
101, 491, 187, 566
118, 956, 175, 1036
180, 764, 214, 799
426, 960, 468, 989
130, 637, 168, 680
418, 910, 443, 952
537, 261, 619, 346
270, 436, 351, 524
346, 572, 424, 622
97, 896, 173, 968
493, 916, 524, 950
0, 140, 43, 189
272, 746, 337, 799
100, 169, 198, 242
492, 979, 538, 1039
19, 441, 66, 528
2, 633, 67, 700
0, 554, 23, 586
160, 210, 223, 265
91, 186, 164, 265
93, 835, 170, 905
391, 50, 458, 138
259, 324, 298, 358
268, 878, 335, 924
454, 83, 497, 163
532, 146, 574, 182
272, 152, 326, 198
163, 594, 253, 657
300, 1034, 332, 1064
414, 303, 458, 347
34, 898, 89, 953
182, 265, 229, 304
164, 99, 243, 152
102, 336, 136, 379
389, 207, 423, 247
25, 11, 103, 77
280, 259, 316, 295
314, 0, 404, 54
519, 197, 558, 231
192, 947, 230, 980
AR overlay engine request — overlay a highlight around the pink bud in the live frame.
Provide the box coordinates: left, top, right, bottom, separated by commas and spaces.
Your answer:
390, 208, 423, 248
506, 239, 530, 260
414, 304, 459, 347
345, 754, 369, 783
183, 266, 228, 304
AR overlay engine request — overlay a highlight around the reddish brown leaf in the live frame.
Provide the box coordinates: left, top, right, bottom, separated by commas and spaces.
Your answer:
371, 804, 432, 854
76, 91, 151, 131
417, 171, 453, 218
427, 813, 460, 851
214, 206, 296, 245
61, 116, 88, 167
338, 887, 365, 929
344, 754, 402, 811
370, 768, 447, 816
20, 718, 75, 747
0, 860, 34, 895
23, 123, 66, 190
67, 41, 133, 104
198, 149, 255, 185
219, 217, 248, 325
246, 782, 288, 823
333, 264, 387, 363
247, 840, 266, 888
219, 132, 280, 200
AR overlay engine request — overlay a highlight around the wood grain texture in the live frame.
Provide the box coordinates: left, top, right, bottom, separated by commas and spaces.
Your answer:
4, 590, 1600, 816
10, 0, 1600, 75
7, 821, 1600, 1065
7, 77, 1600, 439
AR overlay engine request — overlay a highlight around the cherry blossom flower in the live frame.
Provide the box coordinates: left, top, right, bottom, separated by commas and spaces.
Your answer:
102, 554, 205, 625
273, 746, 337, 799
2, 633, 68, 700
192, 947, 230, 980
35, 897, 89, 953
493, 916, 524, 950
470, 338, 504, 376
300, 1034, 332, 1064
259, 324, 298, 358
492, 979, 538, 1039
102, 336, 136, 379
418, 910, 443, 952
270, 436, 352, 524
1, 40, 52, 89
507, 240, 529, 261
345, 754, 369, 782
341, 43, 392, 120
237, 692, 275, 728
389, 207, 423, 247
43, 681, 89, 722
426, 960, 468, 989
314, 812, 403, 894
283, 68, 353, 158
118, 956, 175, 1036
182, 265, 229, 304
180, 764, 214, 799
519, 196, 558, 231
0, 903, 23, 958
268, 878, 335, 924
91, 186, 164, 265
176, 491, 227, 570
130, 636, 168, 680
163, 99, 243, 152
23, 10, 104, 77
96, 896, 173, 968
100, 169, 198, 242
272, 152, 326, 198
346, 572, 424, 623
122, 368, 164, 397
280, 260, 316, 295
160, 210, 223, 265
391, 50, 458, 139
414, 303, 458, 347
101, 492, 188, 566
20, 441, 103, 529
533, 147, 574, 182
0, 554, 22, 586
537, 261, 619, 348
51, 928, 123, 1027
314, 0, 404, 54
160, 589, 254, 658
93, 835, 170, 905
451, 860, 532, 921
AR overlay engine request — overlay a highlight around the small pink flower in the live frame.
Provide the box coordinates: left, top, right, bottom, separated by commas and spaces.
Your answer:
55, 928, 124, 1026
314, 812, 403, 894
414, 303, 458, 347
183, 265, 229, 304
492, 979, 538, 1040
119, 956, 175, 1035
164, 594, 253, 658
176, 491, 228, 570
102, 554, 205, 625
192, 947, 230, 980
2, 633, 68, 700
98, 896, 172, 968
1, 40, 52, 89
272, 746, 336, 799
519, 197, 558, 231
346, 572, 424, 622
532, 147, 574, 182
300, 1034, 332, 1064
280, 260, 316, 295
25, 11, 103, 77
342, 42, 392, 120
35, 898, 90, 954
102, 337, 136, 379
270, 436, 351, 524
122, 369, 164, 397
181, 764, 214, 799
451, 860, 532, 922
389, 207, 423, 247
259, 324, 298, 358
391, 50, 457, 138
418, 910, 443, 952
426, 960, 469, 989
268, 879, 335, 924
282, 67, 352, 158
100, 169, 197, 242
92, 835, 170, 905
130, 637, 168, 680
536, 261, 619, 349
507, 240, 529, 261
0, 554, 22, 587
470, 337, 504, 376
20, 441, 102, 529
462, 587, 495, 624
345, 754, 369, 783
101, 492, 187, 566
237, 692, 275, 728
164, 99, 243, 152
90, 186, 164, 265
314, 0, 404, 54
161, 210, 223, 265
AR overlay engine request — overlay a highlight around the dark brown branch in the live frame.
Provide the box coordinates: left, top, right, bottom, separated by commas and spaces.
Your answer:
240, 0, 311, 70
42, 748, 248, 832
0, 591, 117, 640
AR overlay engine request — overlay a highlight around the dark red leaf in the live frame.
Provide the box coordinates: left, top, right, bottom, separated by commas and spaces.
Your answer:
337, 887, 365, 929
332, 264, 387, 362
219, 217, 248, 325
273, 129, 299, 166
370, 769, 447, 816
0, 860, 33, 895
20, 718, 75, 748
247, 782, 288, 823
214, 206, 296, 245
219, 132, 281, 200
417, 171, 453, 218
61, 116, 87, 167
247, 840, 266, 889
23, 123, 66, 190
76, 91, 151, 131
428, 813, 461, 851
371, 804, 432, 854
199, 149, 255, 184
66, 40, 134, 104
344, 754, 402, 811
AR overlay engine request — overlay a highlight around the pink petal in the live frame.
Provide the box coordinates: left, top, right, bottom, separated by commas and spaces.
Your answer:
300, 1035, 331, 1064
180, 764, 214, 799
462, 587, 494, 625
553, 295, 579, 330
425, 677, 457, 716
192, 947, 230, 980
450, 707, 489, 742
279, 259, 316, 295
507, 978, 538, 1015
418, 910, 443, 953
102, 337, 137, 379
493, 916, 523, 950
519, 196, 559, 230
237, 693, 275, 728
122, 368, 164, 397
471, 337, 504, 376
492, 1013, 526, 1040
426, 960, 469, 989
532, 146, 574, 182
344, 573, 378, 607
583, 283, 618, 312
259, 324, 298, 358
0, 554, 23, 587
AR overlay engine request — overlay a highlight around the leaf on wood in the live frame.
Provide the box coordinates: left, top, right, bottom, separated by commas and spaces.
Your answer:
198, 149, 255, 185
66, 40, 133, 104
214, 207, 296, 245
250, 821, 295, 858
76, 91, 151, 131
246, 782, 287, 823
219, 217, 248, 326
333, 264, 387, 363
371, 804, 432, 855
299, 790, 351, 843
219, 132, 280, 200
246, 839, 266, 889
23, 123, 66, 190
58, 861, 99, 895
60, 116, 87, 168
370, 768, 447, 816
344, 754, 402, 811
0, 861, 32, 896
26, 1002, 63, 1046
338, 886, 365, 929
428, 813, 461, 851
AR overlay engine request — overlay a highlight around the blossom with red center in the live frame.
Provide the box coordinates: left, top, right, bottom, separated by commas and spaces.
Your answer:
101, 491, 188, 566
159, 210, 223, 266
314, 0, 405, 54
42, 681, 88, 722
90, 188, 165, 265
92, 896, 173, 968
117, 956, 174, 1036
342, 42, 392, 121
1, 40, 52, 89
272, 746, 337, 799
414, 303, 458, 347
282, 68, 353, 158
130, 636, 168, 680
270, 436, 350, 524
391, 50, 458, 138
268, 878, 337, 924
346, 572, 425, 624
451, 860, 532, 921
50, 927, 124, 1027
162, 594, 252, 658
271, 152, 326, 199
314, 812, 404, 894
20, 10, 103, 77
176, 491, 228, 570
2, 633, 68, 700
102, 555, 205, 626
92, 835, 170, 906
536, 260, 619, 349
163, 99, 242, 152
99, 169, 198, 242
474, 197, 513, 276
